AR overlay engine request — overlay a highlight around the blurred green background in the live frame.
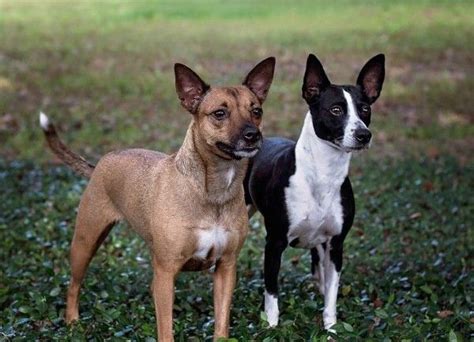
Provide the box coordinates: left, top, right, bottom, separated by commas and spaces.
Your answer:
0, 0, 472, 340
1, 0, 472, 161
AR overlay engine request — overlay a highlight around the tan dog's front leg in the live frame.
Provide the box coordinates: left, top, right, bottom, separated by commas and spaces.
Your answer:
151, 263, 177, 342
213, 260, 237, 340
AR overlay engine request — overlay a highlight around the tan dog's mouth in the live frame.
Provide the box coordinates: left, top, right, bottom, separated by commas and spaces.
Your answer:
216, 142, 261, 160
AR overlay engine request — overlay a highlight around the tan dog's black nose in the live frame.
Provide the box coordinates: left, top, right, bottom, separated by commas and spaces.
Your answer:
243, 126, 261, 144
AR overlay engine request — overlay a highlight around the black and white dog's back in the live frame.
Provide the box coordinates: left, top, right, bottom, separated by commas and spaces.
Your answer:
245, 54, 385, 330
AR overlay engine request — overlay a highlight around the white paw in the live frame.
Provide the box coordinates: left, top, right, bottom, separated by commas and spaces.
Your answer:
264, 290, 279, 327
266, 310, 279, 327
323, 316, 337, 331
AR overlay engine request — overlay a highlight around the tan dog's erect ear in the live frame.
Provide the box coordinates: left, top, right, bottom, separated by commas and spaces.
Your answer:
242, 57, 276, 104
302, 54, 331, 104
174, 63, 210, 114
356, 54, 385, 104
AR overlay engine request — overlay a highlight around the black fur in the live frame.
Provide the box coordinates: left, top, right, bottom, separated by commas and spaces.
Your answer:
244, 140, 355, 294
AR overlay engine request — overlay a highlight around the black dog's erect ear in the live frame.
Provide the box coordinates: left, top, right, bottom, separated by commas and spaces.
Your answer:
357, 54, 385, 104
302, 54, 331, 104
243, 57, 276, 104
174, 63, 210, 114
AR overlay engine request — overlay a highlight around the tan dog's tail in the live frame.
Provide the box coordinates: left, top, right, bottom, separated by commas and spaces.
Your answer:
39, 112, 95, 178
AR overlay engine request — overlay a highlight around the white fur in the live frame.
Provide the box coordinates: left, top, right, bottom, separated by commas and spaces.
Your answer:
233, 149, 258, 158
194, 226, 228, 260
264, 290, 279, 327
322, 245, 339, 330
342, 90, 368, 149
225, 166, 235, 188
285, 112, 350, 249
284, 112, 351, 330
39, 112, 50, 130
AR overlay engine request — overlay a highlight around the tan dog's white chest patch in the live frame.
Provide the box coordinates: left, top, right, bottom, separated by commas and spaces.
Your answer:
194, 226, 229, 260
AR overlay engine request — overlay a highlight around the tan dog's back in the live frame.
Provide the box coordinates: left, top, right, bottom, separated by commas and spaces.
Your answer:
85, 148, 167, 237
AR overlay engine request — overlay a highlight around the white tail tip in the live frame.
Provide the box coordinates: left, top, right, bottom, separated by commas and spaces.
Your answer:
39, 111, 50, 130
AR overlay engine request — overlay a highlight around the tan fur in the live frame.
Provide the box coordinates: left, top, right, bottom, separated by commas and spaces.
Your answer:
42, 120, 95, 177
42, 57, 275, 341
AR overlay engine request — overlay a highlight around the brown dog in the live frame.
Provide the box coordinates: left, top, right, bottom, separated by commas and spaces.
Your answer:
40, 57, 275, 341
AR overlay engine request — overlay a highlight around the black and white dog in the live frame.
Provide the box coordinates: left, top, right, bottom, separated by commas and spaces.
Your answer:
244, 54, 385, 330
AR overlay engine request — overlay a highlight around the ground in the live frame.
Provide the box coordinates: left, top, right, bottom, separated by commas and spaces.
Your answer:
0, 0, 472, 340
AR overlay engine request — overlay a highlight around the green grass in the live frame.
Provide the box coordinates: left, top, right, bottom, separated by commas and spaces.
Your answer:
1, 0, 473, 161
0, 0, 473, 340
0, 157, 472, 340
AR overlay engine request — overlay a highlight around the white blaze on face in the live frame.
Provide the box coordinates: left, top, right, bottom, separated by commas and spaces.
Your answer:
342, 90, 367, 148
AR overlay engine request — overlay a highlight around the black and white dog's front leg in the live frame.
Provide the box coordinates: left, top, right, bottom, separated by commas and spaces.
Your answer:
322, 239, 344, 331
263, 237, 287, 327
319, 177, 354, 331
311, 240, 344, 331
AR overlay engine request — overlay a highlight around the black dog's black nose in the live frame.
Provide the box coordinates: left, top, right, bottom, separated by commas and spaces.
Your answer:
243, 126, 261, 143
355, 129, 372, 144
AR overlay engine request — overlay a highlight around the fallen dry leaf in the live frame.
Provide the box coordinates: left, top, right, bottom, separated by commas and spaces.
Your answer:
427, 146, 440, 159
423, 181, 434, 192
437, 310, 454, 318
0, 114, 19, 133
373, 297, 383, 308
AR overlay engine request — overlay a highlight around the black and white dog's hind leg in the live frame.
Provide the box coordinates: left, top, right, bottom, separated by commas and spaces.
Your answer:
311, 244, 326, 296
263, 226, 288, 327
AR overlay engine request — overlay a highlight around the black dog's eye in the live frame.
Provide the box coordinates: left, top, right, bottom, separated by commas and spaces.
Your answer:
361, 105, 371, 115
252, 108, 263, 118
212, 110, 228, 120
329, 106, 343, 116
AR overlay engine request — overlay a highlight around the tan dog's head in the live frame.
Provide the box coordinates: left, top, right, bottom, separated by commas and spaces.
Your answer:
174, 57, 275, 160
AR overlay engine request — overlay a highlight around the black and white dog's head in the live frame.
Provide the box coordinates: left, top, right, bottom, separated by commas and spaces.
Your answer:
302, 54, 385, 152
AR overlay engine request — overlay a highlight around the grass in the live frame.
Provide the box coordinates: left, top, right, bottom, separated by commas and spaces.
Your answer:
0, 0, 473, 340
0, 157, 472, 340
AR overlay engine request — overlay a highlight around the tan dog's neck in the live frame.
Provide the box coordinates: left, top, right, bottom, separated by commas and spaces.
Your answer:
175, 121, 246, 204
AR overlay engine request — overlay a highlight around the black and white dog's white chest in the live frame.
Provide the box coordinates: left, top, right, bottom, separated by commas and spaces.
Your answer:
284, 113, 351, 249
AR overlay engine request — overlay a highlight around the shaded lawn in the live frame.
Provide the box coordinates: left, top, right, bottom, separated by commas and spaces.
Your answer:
0, 0, 473, 340
0, 157, 472, 340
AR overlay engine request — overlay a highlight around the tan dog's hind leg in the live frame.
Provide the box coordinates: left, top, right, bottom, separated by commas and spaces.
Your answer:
65, 188, 120, 324
213, 260, 237, 340
151, 259, 178, 342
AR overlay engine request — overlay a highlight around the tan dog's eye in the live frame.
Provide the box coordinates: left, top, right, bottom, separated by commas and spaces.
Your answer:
252, 108, 263, 118
330, 106, 343, 116
212, 110, 228, 121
